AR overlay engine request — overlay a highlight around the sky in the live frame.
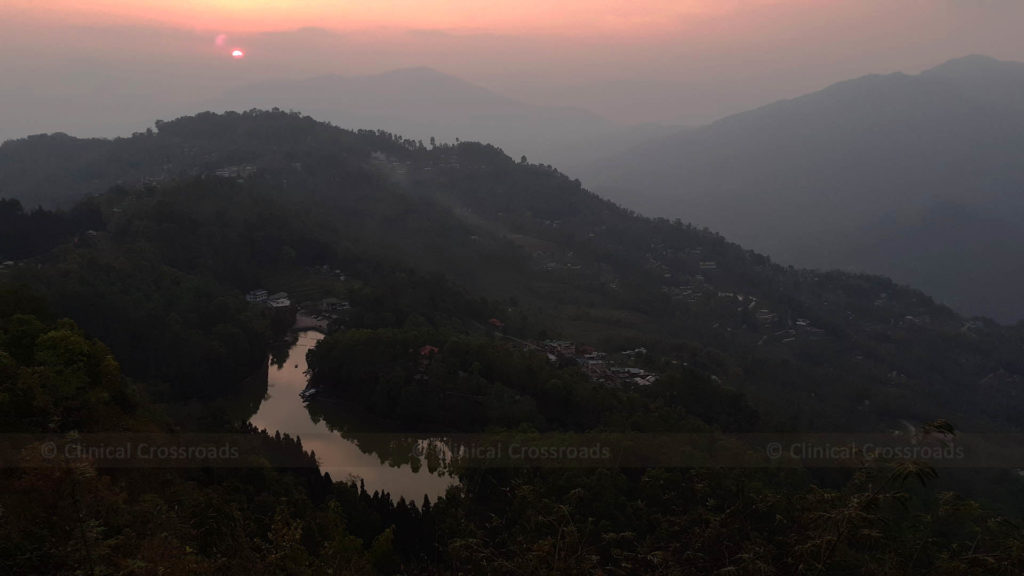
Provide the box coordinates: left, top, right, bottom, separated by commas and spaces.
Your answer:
3, 0, 1024, 141
6, 0, 807, 35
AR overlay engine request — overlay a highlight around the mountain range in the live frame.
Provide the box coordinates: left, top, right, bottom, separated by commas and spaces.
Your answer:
5, 56, 1024, 325
5, 110, 1024, 571
3, 109, 1023, 436
205, 67, 677, 174
0, 66, 675, 203
593, 55, 1024, 323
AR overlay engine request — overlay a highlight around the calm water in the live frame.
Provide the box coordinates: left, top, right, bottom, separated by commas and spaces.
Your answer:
250, 330, 456, 503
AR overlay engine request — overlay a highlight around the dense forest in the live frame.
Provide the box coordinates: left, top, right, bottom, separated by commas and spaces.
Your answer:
3, 110, 1024, 574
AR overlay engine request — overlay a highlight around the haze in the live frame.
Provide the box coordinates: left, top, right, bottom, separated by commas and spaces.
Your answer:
4, 0, 1024, 145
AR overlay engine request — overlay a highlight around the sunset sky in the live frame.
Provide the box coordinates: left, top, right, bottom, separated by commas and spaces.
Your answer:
8, 0, 806, 34
3, 1, 1024, 140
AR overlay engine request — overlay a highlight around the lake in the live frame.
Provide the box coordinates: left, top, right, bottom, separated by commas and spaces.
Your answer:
249, 330, 456, 503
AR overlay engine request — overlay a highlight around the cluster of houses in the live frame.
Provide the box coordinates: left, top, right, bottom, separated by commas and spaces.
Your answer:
538, 340, 659, 388
245, 289, 291, 308
610, 366, 659, 387
371, 149, 467, 181
246, 287, 355, 316
138, 164, 255, 186
756, 317, 826, 346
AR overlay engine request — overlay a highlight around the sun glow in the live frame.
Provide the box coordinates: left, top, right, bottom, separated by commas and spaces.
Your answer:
231, 49, 244, 58
2, 0, 808, 35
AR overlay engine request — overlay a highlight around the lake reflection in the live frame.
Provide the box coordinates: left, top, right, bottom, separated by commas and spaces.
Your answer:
250, 330, 456, 503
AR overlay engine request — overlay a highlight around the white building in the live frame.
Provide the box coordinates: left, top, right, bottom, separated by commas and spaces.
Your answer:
246, 289, 268, 304
267, 292, 291, 308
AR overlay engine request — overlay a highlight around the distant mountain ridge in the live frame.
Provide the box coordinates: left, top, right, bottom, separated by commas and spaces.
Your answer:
594, 55, 1024, 323
208, 66, 676, 174
224, 67, 533, 113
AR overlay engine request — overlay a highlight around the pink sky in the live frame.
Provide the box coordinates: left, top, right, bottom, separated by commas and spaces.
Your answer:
6, 0, 809, 35
2, 0, 1024, 137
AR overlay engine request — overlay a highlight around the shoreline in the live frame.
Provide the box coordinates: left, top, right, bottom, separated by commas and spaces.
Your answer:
292, 309, 329, 333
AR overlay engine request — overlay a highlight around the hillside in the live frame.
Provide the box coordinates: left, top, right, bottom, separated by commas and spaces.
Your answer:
3, 110, 1023, 435
0, 69, 674, 208
5, 110, 1024, 573
593, 55, 1024, 323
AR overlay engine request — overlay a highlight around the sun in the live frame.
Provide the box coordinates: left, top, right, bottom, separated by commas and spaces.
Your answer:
231, 49, 245, 59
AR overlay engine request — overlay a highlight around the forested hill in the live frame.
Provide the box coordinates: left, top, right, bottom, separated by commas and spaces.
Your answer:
6, 109, 1024, 573
0, 111, 400, 209
2, 109, 1023, 436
